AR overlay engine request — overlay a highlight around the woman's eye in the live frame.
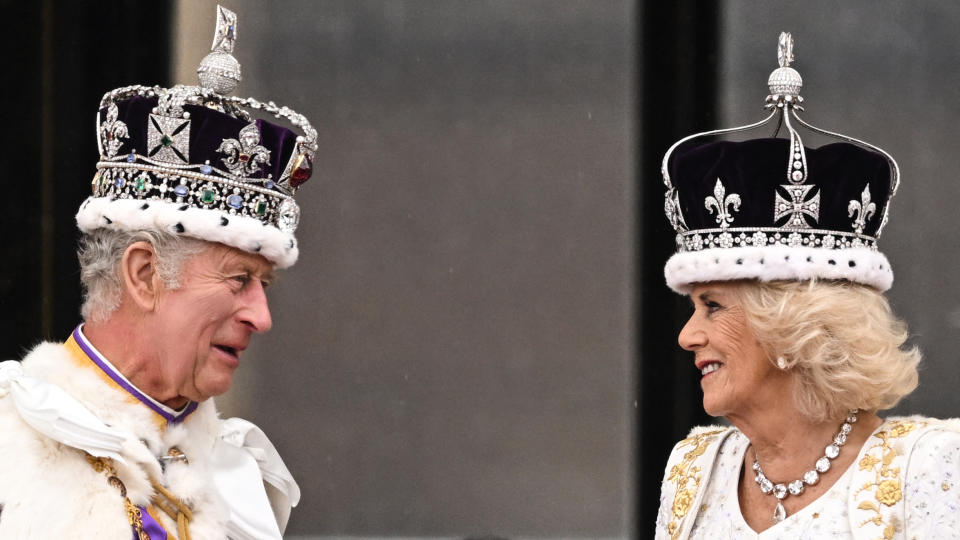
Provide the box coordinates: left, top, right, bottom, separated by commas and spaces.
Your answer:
705, 301, 722, 313
231, 275, 250, 287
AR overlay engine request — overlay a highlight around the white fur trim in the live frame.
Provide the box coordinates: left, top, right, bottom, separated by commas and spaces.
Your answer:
664, 245, 893, 294
0, 341, 293, 538
76, 196, 298, 268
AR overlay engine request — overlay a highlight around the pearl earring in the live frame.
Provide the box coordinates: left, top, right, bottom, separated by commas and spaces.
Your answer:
776, 356, 787, 370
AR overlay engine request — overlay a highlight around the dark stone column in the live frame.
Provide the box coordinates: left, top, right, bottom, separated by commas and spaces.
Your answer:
0, 0, 171, 358
636, 0, 718, 532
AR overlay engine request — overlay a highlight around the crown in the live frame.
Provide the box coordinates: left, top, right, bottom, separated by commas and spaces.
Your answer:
77, 5, 317, 268
660, 33, 900, 293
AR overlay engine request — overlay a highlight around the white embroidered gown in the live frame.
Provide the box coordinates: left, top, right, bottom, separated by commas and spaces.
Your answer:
656, 418, 960, 539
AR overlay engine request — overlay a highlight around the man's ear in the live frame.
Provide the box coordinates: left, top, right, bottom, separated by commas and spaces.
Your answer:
121, 241, 163, 311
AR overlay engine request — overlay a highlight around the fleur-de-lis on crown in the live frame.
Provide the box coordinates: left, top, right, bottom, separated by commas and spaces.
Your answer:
704, 178, 741, 229
848, 184, 876, 235
218, 122, 271, 179
99, 103, 128, 158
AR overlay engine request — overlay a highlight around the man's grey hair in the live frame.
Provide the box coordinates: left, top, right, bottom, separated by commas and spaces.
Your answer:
78, 229, 207, 322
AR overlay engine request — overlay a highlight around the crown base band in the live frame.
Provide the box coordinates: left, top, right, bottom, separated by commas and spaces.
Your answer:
76, 196, 299, 269
665, 245, 893, 294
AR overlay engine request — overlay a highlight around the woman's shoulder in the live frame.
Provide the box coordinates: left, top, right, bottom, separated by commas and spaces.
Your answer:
872, 415, 960, 443
671, 424, 739, 448
858, 415, 960, 481
847, 415, 960, 539
663, 425, 742, 467
656, 425, 743, 539
875, 415, 960, 472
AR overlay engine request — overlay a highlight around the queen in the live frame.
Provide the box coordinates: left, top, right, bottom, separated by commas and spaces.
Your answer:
654, 34, 960, 539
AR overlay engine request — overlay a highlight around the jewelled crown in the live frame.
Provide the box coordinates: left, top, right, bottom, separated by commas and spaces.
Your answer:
77, 5, 317, 268
660, 33, 900, 293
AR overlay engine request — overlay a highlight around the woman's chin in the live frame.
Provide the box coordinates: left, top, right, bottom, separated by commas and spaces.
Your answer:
701, 394, 729, 418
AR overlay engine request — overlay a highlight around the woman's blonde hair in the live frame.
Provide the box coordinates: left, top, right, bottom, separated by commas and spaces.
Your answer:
733, 279, 920, 423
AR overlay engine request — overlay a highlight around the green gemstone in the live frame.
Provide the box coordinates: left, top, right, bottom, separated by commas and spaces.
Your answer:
255, 200, 268, 216
201, 189, 216, 204
161, 135, 173, 147
135, 177, 148, 191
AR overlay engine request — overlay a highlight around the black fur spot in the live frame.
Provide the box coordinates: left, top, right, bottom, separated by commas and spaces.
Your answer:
140, 203, 150, 210
806, 256, 813, 262
253, 244, 262, 252
103, 216, 112, 225
173, 223, 185, 233
759, 258, 764, 265
220, 216, 229, 226
735, 258, 743, 265
828, 259, 836, 265
178, 205, 189, 211
848, 260, 856, 267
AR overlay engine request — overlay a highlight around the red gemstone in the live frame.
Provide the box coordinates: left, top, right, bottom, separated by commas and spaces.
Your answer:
239, 153, 250, 162
290, 154, 313, 188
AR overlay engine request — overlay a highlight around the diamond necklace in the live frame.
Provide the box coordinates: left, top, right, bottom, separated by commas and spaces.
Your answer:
752, 409, 859, 523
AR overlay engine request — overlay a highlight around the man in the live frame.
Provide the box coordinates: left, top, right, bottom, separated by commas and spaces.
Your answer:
0, 6, 314, 539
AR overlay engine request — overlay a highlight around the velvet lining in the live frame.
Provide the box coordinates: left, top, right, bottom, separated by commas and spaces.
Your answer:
102, 96, 299, 182
669, 138, 891, 237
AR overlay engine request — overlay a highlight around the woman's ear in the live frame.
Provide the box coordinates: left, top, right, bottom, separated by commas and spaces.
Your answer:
121, 241, 162, 311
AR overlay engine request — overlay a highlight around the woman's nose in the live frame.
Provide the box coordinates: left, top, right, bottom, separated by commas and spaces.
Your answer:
678, 313, 706, 351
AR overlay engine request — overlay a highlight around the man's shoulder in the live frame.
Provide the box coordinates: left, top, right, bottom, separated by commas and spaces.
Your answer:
0, 341, 69, 440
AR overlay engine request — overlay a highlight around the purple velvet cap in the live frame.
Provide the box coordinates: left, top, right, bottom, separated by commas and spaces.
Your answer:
101, 96, 302, 186
668, 138, 892, 239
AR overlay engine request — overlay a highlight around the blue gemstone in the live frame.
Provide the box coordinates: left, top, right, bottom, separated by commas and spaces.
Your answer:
173, 185, 189, 197
126, 153, 136, 163
264, 180, 275, 189
114, 177, 125, 188
227, 194, 244, 209
200, 164, 213, 174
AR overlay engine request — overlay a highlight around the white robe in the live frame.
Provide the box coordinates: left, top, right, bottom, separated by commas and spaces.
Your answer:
0, 335, 298, 539
655, 417, 960, 539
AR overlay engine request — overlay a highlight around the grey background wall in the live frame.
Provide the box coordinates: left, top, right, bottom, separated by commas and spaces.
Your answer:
174, 1, 635, 538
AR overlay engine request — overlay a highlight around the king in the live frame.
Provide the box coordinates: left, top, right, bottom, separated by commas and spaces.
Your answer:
0, 6, 316, 539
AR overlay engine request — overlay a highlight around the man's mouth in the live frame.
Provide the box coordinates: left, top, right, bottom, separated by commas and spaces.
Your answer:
214, 345, 240, 358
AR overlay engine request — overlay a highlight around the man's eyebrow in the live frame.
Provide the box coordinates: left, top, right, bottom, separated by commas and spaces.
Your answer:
229, 261, 275, 283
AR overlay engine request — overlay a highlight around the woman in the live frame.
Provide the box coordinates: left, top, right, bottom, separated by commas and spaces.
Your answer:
658, 279, 960, 538
653, 35, 960, 539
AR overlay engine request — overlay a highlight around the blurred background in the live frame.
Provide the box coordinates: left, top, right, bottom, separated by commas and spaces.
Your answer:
1, 1, 958, 538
